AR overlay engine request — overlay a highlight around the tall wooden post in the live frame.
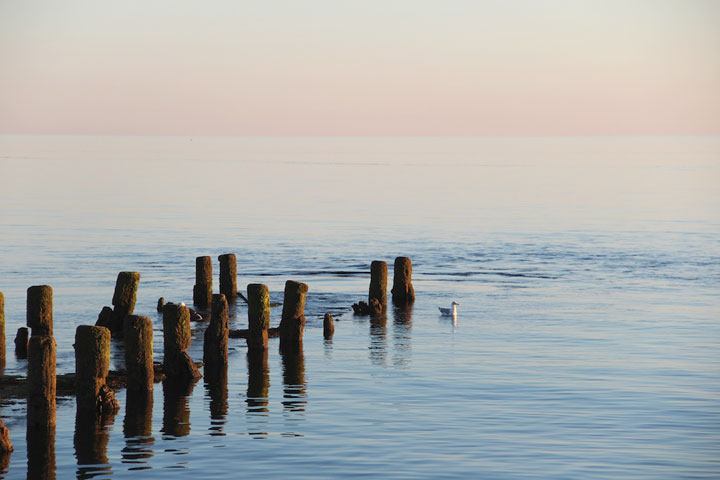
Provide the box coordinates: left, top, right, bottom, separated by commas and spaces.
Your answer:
218, 254, 237, 300
246, 284, 270, 350
124, 315, 154, 392
391, 256, 415, 306
193, 256, 212, 307
280, 280, 308, 344
369, 261, 387, 314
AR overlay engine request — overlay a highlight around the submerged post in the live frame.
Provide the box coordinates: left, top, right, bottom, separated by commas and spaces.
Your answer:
280, 280, 308, 344
0, 291, 5, 367
204, 294, 229, 369
391, 256, 415, 306
193, 256, 212, 307
14, 327, 28, 358
323, 313, 335, 339
74, 325, 119, 415
369, 261, 388, 314
218, 254, 237, 300
246, 284, 270, 350
26, 285, 56, 433
163, 303, 201, 380
124, 315, 154, 392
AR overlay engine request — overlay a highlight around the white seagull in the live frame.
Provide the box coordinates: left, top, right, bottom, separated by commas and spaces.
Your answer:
439, 301, 460, 316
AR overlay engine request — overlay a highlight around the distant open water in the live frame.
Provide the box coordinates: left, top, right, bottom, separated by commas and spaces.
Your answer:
1, 136, 719, 478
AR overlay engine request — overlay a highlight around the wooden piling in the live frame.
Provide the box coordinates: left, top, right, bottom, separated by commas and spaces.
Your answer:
280, 280, 308, 344
369, 261, 388, 314
0, 419, 12, 453
14, 327, 28, 358
112, 272, 140, 329
193, 256, 212, 307
26, 425, 55, 480
204, 294, 229, 369
0, 291, 5, 366
27, 335, 56, 430
157, 297, 165, 312
123, 315, 154, 392
218, 254, 237, 300
162, 303, 201, 380
74, 325, 119, 415
323, 313, 335, 339
27, 285, 53, 336
246, 284, 270, 350
391, 256, 415, 306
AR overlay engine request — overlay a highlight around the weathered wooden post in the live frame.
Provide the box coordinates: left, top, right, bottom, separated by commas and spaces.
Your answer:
280, 280, 308, 345
111, 271, 140, 332
218, 254, 237, 300
369, 261, 387, 314
75, 325, 119, 414
391, 256, 415, 306
27, 285, 53, 337
0, 419, 12, 453
124, 315, 154, 392
157, 297, 165, 312
162, 303, 201, 380
26, 285, 56, 434
204, 294, 229, 369
193, 256, 212, 307
0, 291, 5, 367
323, 313, 335, 339
14, 327, 28, 358
246, 284, 270, 350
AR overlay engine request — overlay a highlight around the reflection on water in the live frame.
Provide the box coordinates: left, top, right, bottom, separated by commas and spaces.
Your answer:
369, 315, 387, 366
205, 364, 228, 436
74, 408, 115, 479
161, 378, 196, 442
27, 425, 55, 480
246, 349, 269, 438
122, 389, 155, 469
392, 306, 413, 368
280, 341, 306, 437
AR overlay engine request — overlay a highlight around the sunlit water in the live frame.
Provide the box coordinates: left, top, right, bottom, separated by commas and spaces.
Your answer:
1, 136, 719, 479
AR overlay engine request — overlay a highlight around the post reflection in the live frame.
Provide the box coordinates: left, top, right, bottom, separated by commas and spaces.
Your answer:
369, 314, 387, 366
161, 378, 195, 439
27, 425, 55, 480
246, 349, 269, 438
280, 341, 306, 437
392, 305, 413, 368
205, 363, 228, 436
122, 388, 155, 469
74, 408, 115, 479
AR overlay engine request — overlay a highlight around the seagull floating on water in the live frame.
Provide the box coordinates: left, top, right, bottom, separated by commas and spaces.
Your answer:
439, 301, 460, 316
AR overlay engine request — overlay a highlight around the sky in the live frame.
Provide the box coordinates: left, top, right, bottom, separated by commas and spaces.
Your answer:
0, 0, 718, 136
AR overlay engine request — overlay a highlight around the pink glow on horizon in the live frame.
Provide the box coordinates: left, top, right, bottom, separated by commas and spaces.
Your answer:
0, 0, 718, 136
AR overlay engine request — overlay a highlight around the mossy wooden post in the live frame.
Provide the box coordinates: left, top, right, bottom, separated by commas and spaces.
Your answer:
14, 327, 28, 358
162, 303, 201, 380
0, 419, 12, 453
111, 271, 140, 332
204, 294, 229, 369
391, 256, 415, 306
124, 315, 154, 392
280, 280, 308, 344
218, 254, 237, 300
193, 256, 212, 307
27, 335, 56, 431
26, 285, 56, 435
369, 261, 388, 314
75, 325, 119, 415
0, 291, 5, 367
246, 284, 270, 350
27, 285, 53, 337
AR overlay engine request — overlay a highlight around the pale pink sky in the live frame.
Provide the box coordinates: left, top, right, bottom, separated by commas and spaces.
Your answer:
1, 0, 718, 136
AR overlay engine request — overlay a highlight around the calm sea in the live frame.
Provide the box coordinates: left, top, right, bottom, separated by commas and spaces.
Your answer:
1, 136, 719, 479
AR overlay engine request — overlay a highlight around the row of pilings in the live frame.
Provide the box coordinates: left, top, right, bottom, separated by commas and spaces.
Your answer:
0, 254, 415, 474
